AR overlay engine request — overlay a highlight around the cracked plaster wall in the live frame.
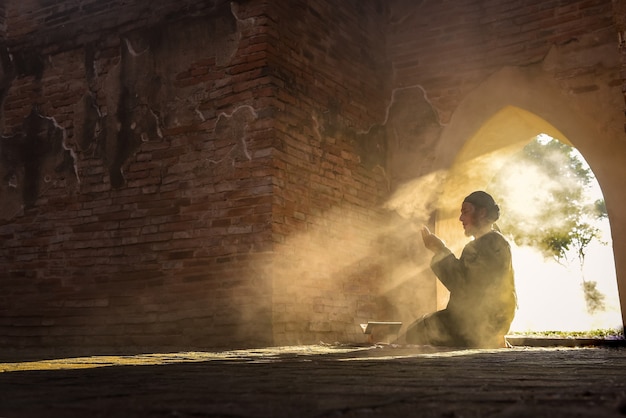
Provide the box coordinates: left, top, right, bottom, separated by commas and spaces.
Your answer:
0, 1, 282, 355
1, 0, 624, 356
0, 0, 393, 356
0, 3, 244, 209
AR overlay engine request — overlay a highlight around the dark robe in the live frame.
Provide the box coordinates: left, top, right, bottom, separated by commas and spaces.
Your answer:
408, 231, 517, 348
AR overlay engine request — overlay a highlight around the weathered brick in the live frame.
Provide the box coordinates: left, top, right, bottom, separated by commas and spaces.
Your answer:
0, 0, 620, 357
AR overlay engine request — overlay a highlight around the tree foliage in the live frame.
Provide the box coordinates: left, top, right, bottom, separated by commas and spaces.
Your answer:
489, 135, 608, 313
493, 137, 605, 262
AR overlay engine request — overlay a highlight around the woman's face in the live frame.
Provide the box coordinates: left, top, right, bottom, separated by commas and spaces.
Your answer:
459, 201, 485, 237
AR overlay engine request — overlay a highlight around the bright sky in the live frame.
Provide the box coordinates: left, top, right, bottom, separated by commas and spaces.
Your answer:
507, 135, 622, 332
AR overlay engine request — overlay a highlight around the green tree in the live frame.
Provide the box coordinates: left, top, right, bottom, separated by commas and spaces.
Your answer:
490, 135, 607, 313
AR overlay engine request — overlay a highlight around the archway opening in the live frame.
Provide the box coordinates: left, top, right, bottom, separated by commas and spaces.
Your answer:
437, 106, 623, 334
489, 134, 622, 333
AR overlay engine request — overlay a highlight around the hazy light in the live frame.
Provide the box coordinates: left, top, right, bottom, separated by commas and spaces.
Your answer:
0, 345, 575, 372
0, 346, 373, 372
498, 134, 622, 333
509, 243, 622, 332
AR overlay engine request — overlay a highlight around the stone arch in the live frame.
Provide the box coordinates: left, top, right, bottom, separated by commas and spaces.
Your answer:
432, 66, 626, 329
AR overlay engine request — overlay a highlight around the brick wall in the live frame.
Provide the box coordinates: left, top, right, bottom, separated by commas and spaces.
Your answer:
385, 0, 619, 185
0, 2, 5, 43
1, 0, 623, 358
614, 0, 626, 132
0, 0, 396, 357
388, 0, 616, 123
263, 0, 393, 344
0, 1, 276, 356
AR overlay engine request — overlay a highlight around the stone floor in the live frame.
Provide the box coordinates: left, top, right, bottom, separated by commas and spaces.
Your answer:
1, 343, 626, 417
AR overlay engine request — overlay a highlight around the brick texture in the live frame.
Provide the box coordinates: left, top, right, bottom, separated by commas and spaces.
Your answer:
0, 0, 623, 357
262, 0, 391, 345
388, 0, 617, 124
0, 0, 393, 357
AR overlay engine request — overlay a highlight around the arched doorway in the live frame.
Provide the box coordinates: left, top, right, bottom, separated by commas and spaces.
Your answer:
431, 66, 626, 331
436, 107, 621, 331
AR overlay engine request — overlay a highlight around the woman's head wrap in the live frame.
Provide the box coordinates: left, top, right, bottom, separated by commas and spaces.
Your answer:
463, 191, 500, 222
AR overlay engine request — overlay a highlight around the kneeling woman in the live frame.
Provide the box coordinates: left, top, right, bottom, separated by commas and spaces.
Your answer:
407, 191, 517, 348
